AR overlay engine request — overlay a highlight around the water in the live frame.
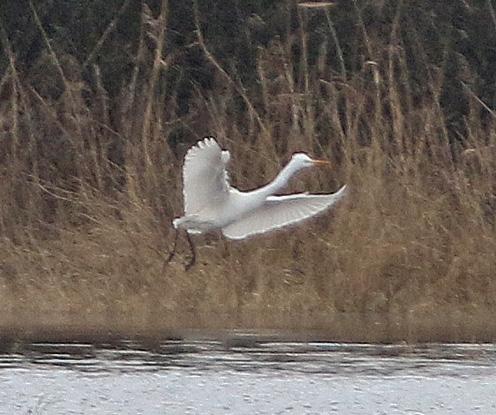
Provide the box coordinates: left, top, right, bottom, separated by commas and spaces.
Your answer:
0, 336, 495, 414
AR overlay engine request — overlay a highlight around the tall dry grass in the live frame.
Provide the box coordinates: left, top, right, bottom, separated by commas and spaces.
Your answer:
0, 3, 495, 342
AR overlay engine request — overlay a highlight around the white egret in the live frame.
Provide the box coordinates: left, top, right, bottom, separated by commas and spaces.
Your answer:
167, 137, 347, 269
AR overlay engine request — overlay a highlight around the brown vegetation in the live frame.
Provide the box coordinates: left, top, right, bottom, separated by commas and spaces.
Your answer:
0, 3, 495, 342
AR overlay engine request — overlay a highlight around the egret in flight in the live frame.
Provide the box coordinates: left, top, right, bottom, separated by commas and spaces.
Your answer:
166, 137, 347, 270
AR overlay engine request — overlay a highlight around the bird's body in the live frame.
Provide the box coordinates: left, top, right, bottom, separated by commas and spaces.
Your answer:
173, 188, 263, 233
167, 137, 347, 269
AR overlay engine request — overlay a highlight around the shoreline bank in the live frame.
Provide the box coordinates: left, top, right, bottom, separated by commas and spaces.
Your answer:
1, 308, 495, 344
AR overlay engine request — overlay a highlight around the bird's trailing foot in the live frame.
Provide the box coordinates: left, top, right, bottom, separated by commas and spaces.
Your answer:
163, 228, 179, 272
163, 228, 197, 271
184, 232, 197, 271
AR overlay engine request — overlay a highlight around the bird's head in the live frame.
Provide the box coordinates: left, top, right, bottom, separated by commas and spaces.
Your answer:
291, 153, 330, 170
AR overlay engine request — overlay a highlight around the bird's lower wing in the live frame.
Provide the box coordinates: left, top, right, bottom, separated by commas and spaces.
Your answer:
183, 137, 230, 215
222, 185, 347, 240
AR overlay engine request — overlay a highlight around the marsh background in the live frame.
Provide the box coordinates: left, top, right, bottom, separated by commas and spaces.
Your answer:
0, 0, 495, 342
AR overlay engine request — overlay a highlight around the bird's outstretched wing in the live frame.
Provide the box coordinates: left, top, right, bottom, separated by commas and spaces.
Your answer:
183, 137, 230, 215
222, 185, 347, 239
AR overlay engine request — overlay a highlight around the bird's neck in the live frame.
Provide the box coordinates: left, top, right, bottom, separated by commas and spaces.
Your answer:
259, 159, 303, 197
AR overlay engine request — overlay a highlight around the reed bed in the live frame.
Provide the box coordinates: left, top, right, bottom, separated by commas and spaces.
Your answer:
0, 2, 495, 342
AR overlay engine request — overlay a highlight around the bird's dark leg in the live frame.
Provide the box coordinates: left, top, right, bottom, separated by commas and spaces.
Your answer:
184, 232, 197, 271
163, 228, 179, 270
220, 233, 230, 258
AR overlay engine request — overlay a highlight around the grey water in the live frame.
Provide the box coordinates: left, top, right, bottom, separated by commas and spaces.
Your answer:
0, 336, 495, 414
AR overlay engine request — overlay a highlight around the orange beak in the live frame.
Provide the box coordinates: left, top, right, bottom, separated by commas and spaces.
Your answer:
312, 159, 331, 166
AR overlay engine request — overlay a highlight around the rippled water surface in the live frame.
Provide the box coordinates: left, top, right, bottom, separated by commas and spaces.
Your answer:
0, 336, 495, 414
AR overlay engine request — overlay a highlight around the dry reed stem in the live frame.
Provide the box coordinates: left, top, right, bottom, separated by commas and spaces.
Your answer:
192, 0, 269, 139
142, 0, 169, 167
82, 0, 132, 69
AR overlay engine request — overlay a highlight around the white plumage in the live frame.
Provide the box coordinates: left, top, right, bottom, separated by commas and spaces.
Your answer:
222, 190, 347, 239
173, 137, 347, 239
182, 137, 230, 217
